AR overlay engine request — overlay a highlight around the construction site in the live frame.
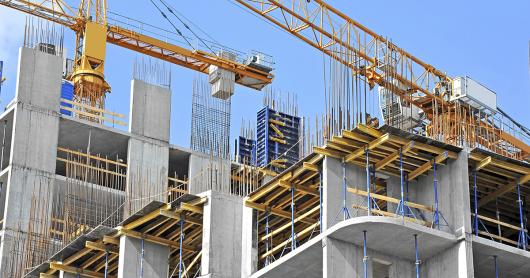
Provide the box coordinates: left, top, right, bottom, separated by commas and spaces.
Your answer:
0, 0, 529, 277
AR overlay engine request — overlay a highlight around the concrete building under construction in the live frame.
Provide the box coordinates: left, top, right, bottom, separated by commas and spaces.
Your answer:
0, 1, 530, 278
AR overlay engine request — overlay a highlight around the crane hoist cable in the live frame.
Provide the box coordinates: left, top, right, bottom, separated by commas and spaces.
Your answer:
164, 3, 219, 44
158, 0, 216, 54
147, 0, 196, 50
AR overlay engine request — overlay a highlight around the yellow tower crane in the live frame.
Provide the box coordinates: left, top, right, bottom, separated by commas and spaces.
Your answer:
0, 0, 273, 110
235, 0, 530, 160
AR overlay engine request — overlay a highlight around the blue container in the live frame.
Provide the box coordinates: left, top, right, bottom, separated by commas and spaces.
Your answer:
60, 80, 74, 116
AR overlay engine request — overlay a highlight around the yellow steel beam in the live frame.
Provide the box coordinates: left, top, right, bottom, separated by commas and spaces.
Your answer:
49, 262, 114, 278
407, 151, 454, 181
375, 141, 415, 170
344, 133, 390, 163
159, 210, 203, 226
85, 241, 119, 255
475, 156, 492, 172
117, 228, 197, 252
479, 173, 530, 207
259, 205, 320, 241
107, 25, 273, 90
245, 200, 315, 225
313, 146, 344, 159
277, 180, 318, 196
123, 203, 171, 230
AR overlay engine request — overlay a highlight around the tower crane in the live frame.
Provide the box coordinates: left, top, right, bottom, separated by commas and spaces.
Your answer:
235, 0, 530, 160
0, 0, 273, 110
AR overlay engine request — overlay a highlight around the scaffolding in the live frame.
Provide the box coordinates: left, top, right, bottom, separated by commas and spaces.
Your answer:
245, 124, 460, 266
469, 149, 530, 249
29, 196, 205, 278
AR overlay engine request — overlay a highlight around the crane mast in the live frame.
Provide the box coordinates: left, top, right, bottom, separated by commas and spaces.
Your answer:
235, 0, 530, 160
71, 0, 109, 109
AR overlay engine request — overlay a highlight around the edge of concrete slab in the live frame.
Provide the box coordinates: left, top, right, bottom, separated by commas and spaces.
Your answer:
250, 216, 458, 278
472, 235, 530, 277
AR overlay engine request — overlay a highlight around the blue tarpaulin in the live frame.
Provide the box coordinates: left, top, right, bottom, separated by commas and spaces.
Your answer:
60, 80, 74, 116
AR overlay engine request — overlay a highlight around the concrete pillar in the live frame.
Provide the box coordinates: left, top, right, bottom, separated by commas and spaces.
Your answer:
240, 201, 258, 278
200, 190, 243, 278
126, 80, 170, 215
0, 47, 61, 277
423, 237, 474, 278
117, 235, 170, 278
323, 237, 371, 278
129, 80, 171, 142
404, 151, 474, 277
322, 156, 367, 231
188, 153, 230, 195
412, 151, 472, 234
385, 176, 402, 213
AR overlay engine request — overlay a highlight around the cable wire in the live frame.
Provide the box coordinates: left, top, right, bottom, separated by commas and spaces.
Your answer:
147, 0, 196, 50
158, 0, 216, 53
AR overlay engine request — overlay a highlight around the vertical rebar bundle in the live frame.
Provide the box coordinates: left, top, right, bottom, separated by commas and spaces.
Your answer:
133, 57, 171, 88
190, 77, 232, 160
24, 17, 64, 57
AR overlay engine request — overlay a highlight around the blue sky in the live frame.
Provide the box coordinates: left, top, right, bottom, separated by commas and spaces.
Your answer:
1, 1, 529, 149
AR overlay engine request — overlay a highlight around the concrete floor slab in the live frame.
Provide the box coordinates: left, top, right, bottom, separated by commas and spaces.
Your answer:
472, 235, 530, 278
250, 234, 323, 278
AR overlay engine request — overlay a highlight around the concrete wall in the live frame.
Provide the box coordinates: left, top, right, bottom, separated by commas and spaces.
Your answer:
323, 236, 415, 278
200, 190, 244, 278
126, 79, 171, 215
423, 238, 474, 278
0, 47, 61, 277
117, 235, 170, 278
322, 157, 367, 230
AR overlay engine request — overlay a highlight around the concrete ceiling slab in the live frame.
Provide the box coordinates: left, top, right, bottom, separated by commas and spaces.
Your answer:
472, 236, 530, 278
58, 117, 129, 158
327, 216, 457, 261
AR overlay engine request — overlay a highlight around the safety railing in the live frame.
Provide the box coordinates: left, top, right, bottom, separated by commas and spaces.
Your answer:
59, 98, 127, 128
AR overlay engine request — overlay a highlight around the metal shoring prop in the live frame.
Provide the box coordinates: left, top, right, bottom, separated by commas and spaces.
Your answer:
363, 230, 369, 278
366, 148, 372, 216
414, 234, 421, 278
335, 161, 351, 221
178, 215, 185, 278
517, 184, 528, 250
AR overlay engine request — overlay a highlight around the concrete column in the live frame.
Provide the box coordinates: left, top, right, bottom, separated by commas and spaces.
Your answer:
126, 138, 169, 214
423, 237, 474, 278
407, 151, 474, 277
412, 151, 472, 234
129, 79, 171, 142
323, 237, 371, 278
385, 176, 401, 213
322, 156, 367, 231
240, 201, 258, 278
117, 235, 170, 278
126, 80, 171, 215
0, 47, 61, 277
188, 153, 231, 195
200, 191, 244, 278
